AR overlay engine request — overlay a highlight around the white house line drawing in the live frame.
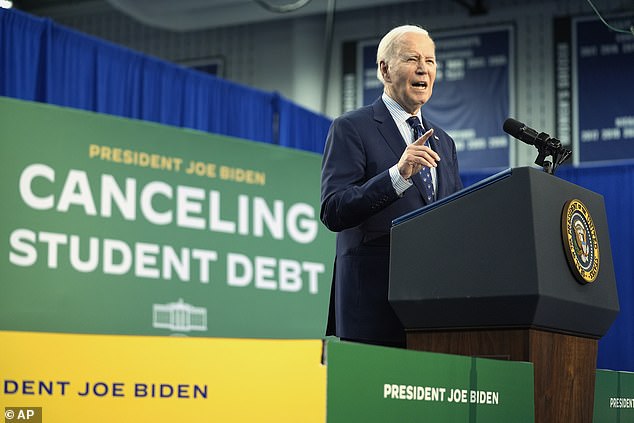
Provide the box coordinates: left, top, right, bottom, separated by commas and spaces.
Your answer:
152, 299, 207, 332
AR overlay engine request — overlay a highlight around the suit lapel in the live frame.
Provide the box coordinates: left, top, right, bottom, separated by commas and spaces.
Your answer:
372, 99, 429, 203
373, 99, 406, 160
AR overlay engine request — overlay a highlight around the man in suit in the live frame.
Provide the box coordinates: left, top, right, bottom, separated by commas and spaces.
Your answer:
320, 25, 463, 347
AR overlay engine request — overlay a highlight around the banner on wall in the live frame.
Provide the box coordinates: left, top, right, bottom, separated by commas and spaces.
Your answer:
326, 340, 534, 422
4, 330, 633, 422
0, 331, 327, 422
573, 14, 634, 164
555, 14, 634, 165
593, 369, 634, 422
0, 96, 333, 339
0, 331, 538, 423
357, 25, 514, 170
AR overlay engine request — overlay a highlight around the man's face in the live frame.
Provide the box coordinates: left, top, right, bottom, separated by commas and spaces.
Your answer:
381, 32, 436, 114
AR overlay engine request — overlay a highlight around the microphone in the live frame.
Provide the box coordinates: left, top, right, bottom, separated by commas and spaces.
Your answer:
503, 118, 547, 148
502, 118, 571, 175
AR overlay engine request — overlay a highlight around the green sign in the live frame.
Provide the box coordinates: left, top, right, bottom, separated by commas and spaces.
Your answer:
326, 340, 534, 422
594, 369, 634, 422
0, 96, 333, 338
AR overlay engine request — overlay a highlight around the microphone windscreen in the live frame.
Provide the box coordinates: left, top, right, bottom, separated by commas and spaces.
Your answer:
503, 118, 524, 137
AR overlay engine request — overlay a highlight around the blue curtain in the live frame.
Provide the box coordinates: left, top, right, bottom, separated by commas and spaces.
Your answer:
0, 8, 335, 148
2, 8, 633, 371
1, 8, 50, 101
558, 163, 634, 371
276, 94, 332, 154
462, 162, 634, 371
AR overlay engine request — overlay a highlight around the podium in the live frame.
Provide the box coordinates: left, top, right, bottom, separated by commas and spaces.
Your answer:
389, 167, 619, 423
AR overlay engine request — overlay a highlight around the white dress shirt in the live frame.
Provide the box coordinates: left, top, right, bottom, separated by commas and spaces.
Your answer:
382, 92, 438, 197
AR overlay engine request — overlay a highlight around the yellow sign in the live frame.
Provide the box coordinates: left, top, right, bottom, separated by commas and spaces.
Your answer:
0, 331, 326, 422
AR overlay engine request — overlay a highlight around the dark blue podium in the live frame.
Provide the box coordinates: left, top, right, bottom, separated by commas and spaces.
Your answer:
389, 167, 619, 423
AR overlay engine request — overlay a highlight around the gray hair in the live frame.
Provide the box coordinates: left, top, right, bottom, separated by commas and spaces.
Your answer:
376, 25, 430, 83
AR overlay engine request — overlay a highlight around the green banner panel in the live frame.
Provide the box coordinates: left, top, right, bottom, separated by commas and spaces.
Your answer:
594, 369, 634, 422
0, 96, 333, 338
326, 340, 534, 422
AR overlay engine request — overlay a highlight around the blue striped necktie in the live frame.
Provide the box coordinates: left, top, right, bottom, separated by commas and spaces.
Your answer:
406, 116, 436, 202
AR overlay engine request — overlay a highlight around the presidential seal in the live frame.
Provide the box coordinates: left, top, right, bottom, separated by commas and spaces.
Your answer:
562, 199, 600, 284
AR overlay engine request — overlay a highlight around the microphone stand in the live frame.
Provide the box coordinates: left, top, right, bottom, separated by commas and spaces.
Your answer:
532, 132, 572, 175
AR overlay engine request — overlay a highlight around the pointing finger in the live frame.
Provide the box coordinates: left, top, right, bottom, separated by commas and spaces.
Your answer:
413, 128, 434, 145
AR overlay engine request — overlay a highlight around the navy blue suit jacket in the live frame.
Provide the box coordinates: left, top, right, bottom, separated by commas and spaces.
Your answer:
320, 98, 463, 344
